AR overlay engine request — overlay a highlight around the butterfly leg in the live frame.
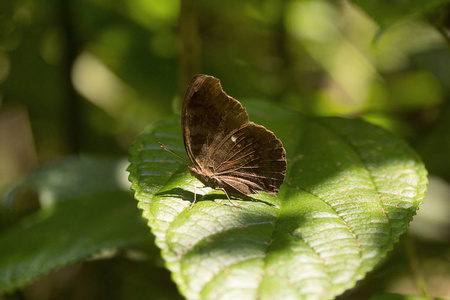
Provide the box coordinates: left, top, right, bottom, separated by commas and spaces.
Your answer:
189, 186, 204, 210
188, 186, 199, 210
220, 188, 242, 209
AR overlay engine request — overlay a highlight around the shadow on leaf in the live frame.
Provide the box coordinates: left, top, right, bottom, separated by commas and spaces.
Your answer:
155, 188, 277, 207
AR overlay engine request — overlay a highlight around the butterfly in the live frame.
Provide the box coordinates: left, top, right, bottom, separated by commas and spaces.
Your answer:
161, 74, 286, 208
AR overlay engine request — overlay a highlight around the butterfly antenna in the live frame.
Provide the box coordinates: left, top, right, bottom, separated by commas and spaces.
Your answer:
159, 142, 190, 165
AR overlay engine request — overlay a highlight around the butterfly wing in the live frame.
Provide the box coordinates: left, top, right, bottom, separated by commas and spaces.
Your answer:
182, 75, 249, 169
212, 122, 286, 196
182, 74, 286, 197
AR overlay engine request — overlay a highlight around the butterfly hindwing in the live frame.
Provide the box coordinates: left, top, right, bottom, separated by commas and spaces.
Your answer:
210, 122, 286, 196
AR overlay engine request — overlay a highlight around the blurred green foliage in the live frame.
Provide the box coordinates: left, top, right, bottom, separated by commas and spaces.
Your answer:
1, 0, 450, 299
1, 0, 449, 160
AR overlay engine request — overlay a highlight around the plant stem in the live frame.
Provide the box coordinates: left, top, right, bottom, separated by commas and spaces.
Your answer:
404, 232, 431, 300
59, 0, 81, 153
178, 0, 200, 98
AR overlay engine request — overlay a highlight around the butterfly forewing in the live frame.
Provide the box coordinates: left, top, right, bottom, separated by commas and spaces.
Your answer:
182, 75, 249, 169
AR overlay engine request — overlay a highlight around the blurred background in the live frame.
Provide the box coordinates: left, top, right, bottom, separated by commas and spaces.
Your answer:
1, 0, 450, 299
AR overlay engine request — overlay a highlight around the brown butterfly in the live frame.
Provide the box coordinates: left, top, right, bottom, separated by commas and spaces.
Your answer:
161, 74, 286, 208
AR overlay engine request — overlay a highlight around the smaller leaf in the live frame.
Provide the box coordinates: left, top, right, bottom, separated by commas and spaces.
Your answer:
0, 157, 154, 294
4, 156, 131, 206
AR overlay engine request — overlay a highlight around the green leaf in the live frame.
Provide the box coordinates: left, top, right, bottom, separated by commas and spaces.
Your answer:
128, 100, 427, 300
0, 157, 153, 294
349, 0, 450, 28
4, 156, 131, 206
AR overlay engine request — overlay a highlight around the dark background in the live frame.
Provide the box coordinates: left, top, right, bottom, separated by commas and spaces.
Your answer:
1, 0, 450, 298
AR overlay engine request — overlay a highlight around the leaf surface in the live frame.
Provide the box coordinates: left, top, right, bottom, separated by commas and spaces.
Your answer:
128, 100, 427, 299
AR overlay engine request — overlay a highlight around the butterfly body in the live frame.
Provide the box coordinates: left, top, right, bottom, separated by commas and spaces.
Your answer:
181, 74, 287, 203
188, 166, 221, 190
